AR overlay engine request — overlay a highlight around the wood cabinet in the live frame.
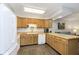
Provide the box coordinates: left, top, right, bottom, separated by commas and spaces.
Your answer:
44, 20, 52, 28
46, 34, 79, 55
20, 33, 38, 46
17, 17, 27, 28
36, 19, 52, 28
46, 34, 52, 46
17, 17, 22, 28
37, 19, 45, 28
67, 39, 79, 54
17, 16, 52, 28
21, 19, 27, 28
53, 37, 67, 54
25, 18, 45, 28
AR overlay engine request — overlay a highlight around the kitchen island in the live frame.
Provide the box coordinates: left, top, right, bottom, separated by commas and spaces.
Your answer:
46, 33, 79, 55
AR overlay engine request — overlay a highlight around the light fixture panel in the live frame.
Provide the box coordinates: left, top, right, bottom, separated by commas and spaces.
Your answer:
24, 7, 45, 14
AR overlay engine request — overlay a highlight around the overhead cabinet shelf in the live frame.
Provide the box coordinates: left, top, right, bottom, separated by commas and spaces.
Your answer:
17, 16, 52, 28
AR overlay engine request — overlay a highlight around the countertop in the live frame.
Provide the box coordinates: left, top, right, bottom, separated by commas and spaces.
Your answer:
17, 32, 45, 34
17, 32, 79, 39
48, 33, 79, 39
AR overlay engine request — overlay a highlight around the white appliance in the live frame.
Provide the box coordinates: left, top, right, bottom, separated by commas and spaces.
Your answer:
38, 34, 45, 44
0, 4, 18, 55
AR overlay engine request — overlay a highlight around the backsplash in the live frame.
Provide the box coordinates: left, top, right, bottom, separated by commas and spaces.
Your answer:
17, 28, 44, 33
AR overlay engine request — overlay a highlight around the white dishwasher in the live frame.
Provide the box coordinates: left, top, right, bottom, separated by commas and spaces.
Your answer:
38, 34, 45, 44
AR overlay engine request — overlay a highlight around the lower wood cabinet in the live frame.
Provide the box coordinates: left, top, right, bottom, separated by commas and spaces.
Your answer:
46, 34, 79, 55
20, 33, 38, 46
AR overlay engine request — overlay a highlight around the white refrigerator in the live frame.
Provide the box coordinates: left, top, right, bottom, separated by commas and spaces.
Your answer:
0, 4, 18, 55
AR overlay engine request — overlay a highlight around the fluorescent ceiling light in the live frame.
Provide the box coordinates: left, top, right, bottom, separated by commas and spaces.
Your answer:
24, 7, 45, 14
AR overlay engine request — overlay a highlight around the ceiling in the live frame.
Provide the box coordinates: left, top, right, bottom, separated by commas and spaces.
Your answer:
5, 3, 79, 19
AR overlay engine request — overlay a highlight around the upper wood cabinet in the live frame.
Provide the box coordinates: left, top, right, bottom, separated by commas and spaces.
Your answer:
44, 20, 52, 28
17, 17, 21, 28
17, 16, 52, 28
37, 19, 45, 28
21, 19, 27, 28
17, 19, 21, 28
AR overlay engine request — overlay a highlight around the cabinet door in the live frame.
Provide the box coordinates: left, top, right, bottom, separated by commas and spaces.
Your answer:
46, 34, 48, 43
37, 19, 41, 28
46, 34, 52, 46
58, 42, 67, 55
44, 20, 48, 28
20, 34, 38, 46
17, 17, 27, 28
68, 39, 79, 55
21, 19, 27, 28
45, 20, 52, 28
37, 19, 45, 28
17, 17, 22, 28
49, 20, 52, 28
50, 35, 55, 48
30, 18, 34, 24
59, 38, 67, 54
40, 20, 45, 28
20, 34, 32, 45
54, 37, 59, 50
54, 37, 67, 54
20, 34, 29, 45
26, 18, 30, 25
32, 34, 38, 44
33, 19, 38, 24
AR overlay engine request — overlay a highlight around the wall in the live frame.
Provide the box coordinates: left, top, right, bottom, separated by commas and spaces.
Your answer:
0, 4, 17, 54
52, 12, 79, 35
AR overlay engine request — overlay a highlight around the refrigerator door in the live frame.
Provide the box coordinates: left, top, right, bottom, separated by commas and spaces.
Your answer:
0, 4, 17, 54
